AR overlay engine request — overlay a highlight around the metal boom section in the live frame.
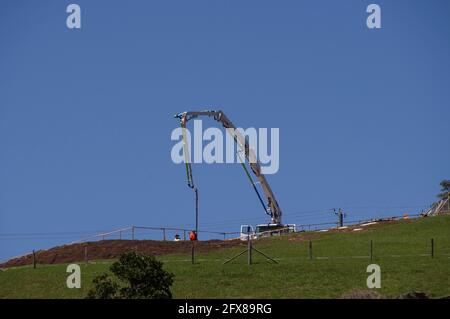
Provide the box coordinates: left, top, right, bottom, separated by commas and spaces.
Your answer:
175, 110, 283, 225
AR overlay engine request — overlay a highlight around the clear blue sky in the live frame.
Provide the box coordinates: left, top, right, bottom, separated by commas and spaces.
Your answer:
1, 0, 449, 260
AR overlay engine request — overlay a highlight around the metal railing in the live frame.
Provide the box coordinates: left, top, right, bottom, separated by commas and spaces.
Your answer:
71, 225, 240, 244
70, 214, 425, 244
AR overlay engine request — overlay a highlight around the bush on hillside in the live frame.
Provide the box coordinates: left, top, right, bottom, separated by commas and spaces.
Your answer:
86, 251, 174, 299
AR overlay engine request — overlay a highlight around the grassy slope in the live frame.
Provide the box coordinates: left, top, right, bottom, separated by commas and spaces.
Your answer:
1, 216, 449, 299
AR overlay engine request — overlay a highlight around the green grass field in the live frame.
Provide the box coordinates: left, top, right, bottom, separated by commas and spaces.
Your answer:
1, 216, 450, 299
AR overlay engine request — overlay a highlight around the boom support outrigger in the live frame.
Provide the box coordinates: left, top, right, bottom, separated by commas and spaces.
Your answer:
175, 110, 283, 225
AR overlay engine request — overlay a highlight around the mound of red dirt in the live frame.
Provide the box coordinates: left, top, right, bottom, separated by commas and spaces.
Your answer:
0, 239, 245, 268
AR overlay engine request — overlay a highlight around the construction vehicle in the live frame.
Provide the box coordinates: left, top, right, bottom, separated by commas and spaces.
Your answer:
175, 110, 294, 239
239, 224, 296, 241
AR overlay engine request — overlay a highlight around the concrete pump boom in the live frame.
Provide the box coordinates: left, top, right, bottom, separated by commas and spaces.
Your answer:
175, 110, 283, 225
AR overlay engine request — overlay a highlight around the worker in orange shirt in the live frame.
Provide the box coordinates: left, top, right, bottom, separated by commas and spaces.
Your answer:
189, 230, 197, 241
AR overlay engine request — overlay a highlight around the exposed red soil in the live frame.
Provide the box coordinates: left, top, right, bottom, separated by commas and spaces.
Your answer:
0, 239, 245, 268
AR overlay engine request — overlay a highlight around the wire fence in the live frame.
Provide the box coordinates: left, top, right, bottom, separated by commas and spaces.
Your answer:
0, 212, 427, 247
5, 235, 449, 269
1, 213, 447, 264
301, 238, 450, 260
159, 237, 450, 265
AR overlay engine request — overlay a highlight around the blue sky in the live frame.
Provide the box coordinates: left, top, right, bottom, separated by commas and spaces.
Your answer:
1, 0, 449, 260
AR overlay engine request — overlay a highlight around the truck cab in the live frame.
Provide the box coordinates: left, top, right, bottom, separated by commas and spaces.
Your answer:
240, 224, 296, 241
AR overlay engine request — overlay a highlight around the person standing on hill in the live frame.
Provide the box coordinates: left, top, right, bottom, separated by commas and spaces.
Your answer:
189, 231, 197, 241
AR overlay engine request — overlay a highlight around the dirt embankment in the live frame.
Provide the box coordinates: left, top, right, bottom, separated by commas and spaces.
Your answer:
0, 239, 245, 268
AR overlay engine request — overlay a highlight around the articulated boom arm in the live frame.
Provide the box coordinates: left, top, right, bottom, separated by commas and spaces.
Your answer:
175, 110, 283, 225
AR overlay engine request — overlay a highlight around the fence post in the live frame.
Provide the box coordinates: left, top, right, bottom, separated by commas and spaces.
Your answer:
247, 231, 252, 265
431, 238, 434, 258
308, 240, 313, 260
223, 233, 226, 240
195, 188, 199, 239
131, 226, 135, 240
162, 228, 166, 241
183, 230, 186, 241
84, 246, 88, 264
32, 250, 36, 269
119, 231, 122, 240
370, 240, 373, 261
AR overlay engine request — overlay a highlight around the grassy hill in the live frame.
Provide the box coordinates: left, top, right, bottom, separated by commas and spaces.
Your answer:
1, 216, 449, 298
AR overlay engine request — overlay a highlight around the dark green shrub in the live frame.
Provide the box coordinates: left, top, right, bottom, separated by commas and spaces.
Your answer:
87, 251, 174, 299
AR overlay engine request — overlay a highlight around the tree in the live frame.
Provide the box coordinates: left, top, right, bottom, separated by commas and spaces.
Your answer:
87, 274, 119, 299
87, 251, 174, 299
438, 180, 450, 200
